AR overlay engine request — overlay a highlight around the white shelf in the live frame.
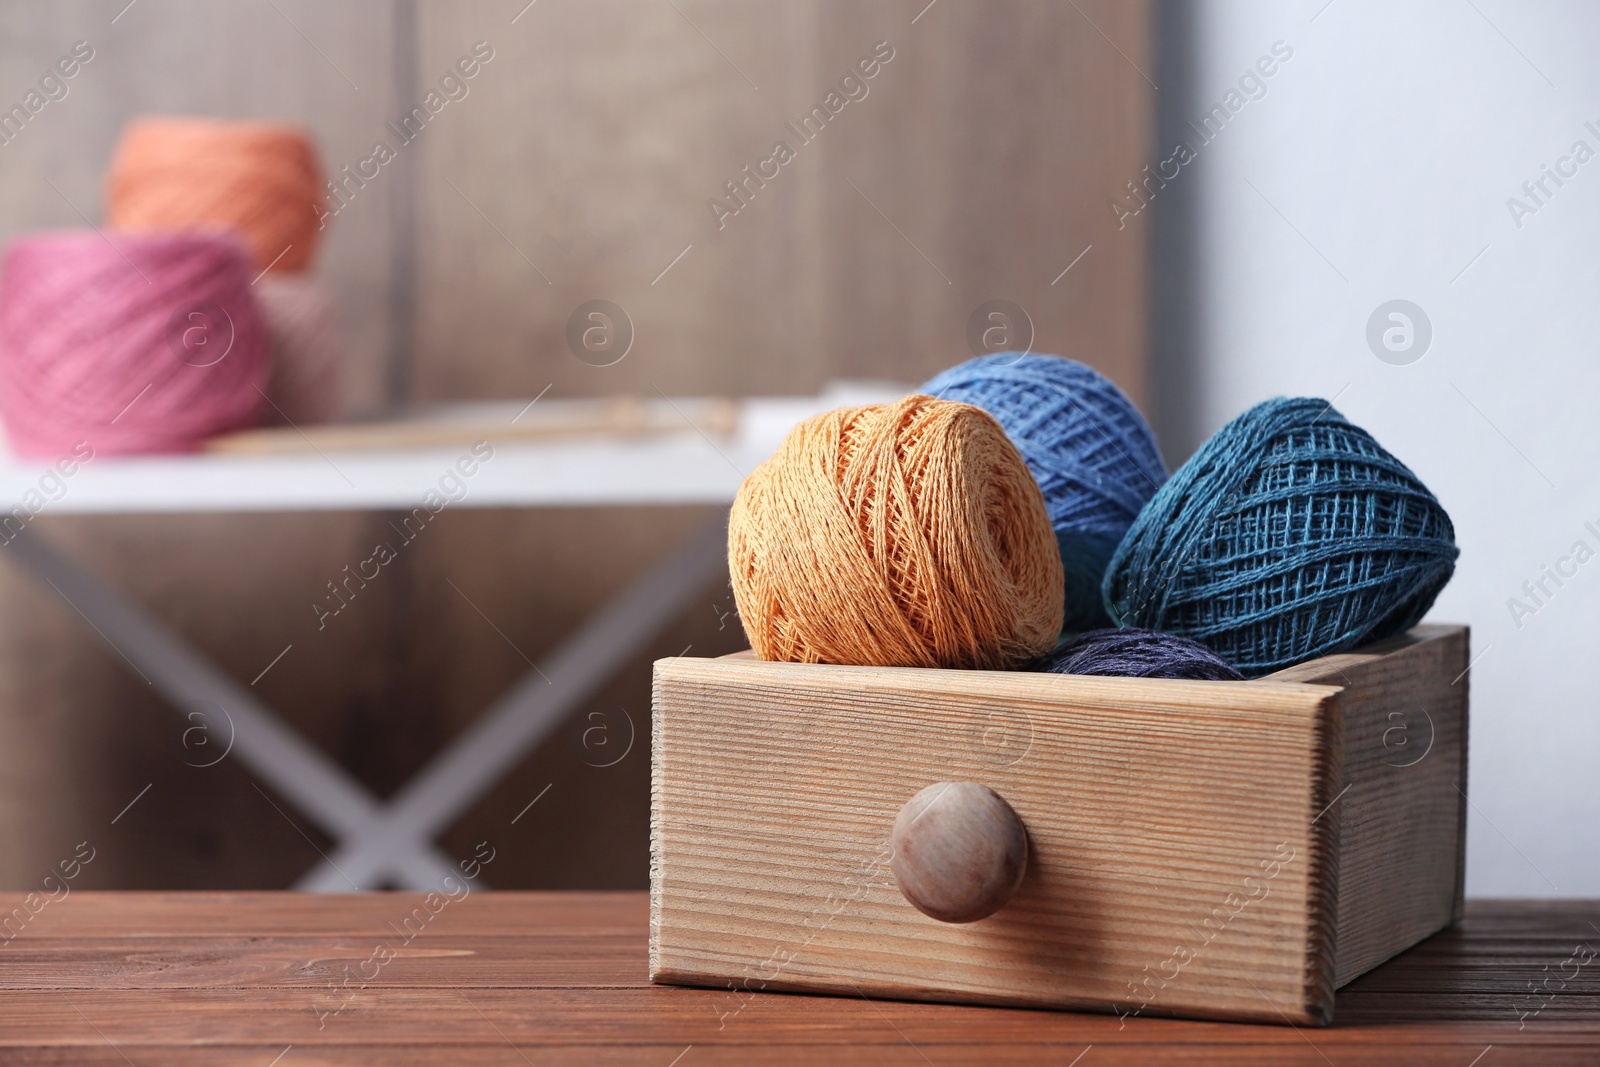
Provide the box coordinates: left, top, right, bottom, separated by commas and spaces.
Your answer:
0, 384, 908, 514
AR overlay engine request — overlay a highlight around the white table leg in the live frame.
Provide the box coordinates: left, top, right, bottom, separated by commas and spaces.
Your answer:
3, 516, 728, 892
2, 530, 460, 890
295, 516, 728, 891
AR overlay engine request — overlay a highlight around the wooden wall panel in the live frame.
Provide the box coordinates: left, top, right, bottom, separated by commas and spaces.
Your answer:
409, 0, 1152, 401
0, 512, 405, 889
0, 0, 401, 413
398, 0, 1153, 890
0, 1, 406, 888
426, 505, 747, 890
410, 0, 822, 400
0, 0, 1152, 890
808, 0, 1153, 395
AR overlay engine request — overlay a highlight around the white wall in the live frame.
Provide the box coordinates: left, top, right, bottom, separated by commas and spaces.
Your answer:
1155, 0, 1600, 895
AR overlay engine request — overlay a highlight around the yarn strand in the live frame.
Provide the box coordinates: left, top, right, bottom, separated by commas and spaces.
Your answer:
1103, 397, 1458, 675
0, 231, 267, 455
1039, 628, 1245, 681
922, 354, 1166, 630
107, 116, 325, 273
730, 395, 1064, 670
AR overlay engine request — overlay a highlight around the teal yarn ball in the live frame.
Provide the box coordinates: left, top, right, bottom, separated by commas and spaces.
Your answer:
922, 354, 1166, 629
1103, 397, 1458, 676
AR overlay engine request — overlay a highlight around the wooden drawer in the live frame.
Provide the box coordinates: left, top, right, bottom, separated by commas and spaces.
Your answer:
649, 624, 1468, 1025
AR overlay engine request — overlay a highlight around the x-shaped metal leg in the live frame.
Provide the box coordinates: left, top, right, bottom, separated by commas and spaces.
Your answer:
294, 518, 727, 890
5, 516, 727, 890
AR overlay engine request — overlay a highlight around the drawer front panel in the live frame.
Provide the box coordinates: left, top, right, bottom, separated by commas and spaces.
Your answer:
652, 660, 1342, 1024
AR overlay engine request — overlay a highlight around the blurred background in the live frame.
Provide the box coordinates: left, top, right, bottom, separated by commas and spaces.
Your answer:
0, 0, 1589, 898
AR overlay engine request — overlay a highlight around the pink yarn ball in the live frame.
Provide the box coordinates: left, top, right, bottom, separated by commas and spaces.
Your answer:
255, 274, 344, 426
0, 230, 266, 456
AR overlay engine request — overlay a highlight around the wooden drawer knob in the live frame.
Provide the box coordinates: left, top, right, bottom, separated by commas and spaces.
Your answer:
889, 782, 1028, 923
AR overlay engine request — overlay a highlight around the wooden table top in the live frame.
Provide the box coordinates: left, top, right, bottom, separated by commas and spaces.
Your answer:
2, 893, 1595, 1065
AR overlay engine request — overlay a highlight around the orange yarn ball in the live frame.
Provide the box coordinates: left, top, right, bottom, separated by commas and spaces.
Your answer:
729, 395, 1064, 670
106, 117, 324, 273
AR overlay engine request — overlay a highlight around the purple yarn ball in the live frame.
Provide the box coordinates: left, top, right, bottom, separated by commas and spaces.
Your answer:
1039, 627, 1244, 681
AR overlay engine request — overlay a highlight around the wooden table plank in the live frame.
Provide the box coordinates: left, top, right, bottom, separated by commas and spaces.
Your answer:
10, 1047, 1600, 1067
0, 936, 638, 988
0, 893, 1592, 1064
8, 890, 647, 938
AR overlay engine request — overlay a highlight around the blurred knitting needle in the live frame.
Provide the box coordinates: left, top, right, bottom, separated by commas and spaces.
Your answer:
205, 395, 739, 454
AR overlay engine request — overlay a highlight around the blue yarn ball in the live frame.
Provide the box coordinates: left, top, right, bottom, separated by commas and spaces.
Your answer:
922, 354, 1166, 630
1039, 627, 1244, 681
1103, 397, 1459, 677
